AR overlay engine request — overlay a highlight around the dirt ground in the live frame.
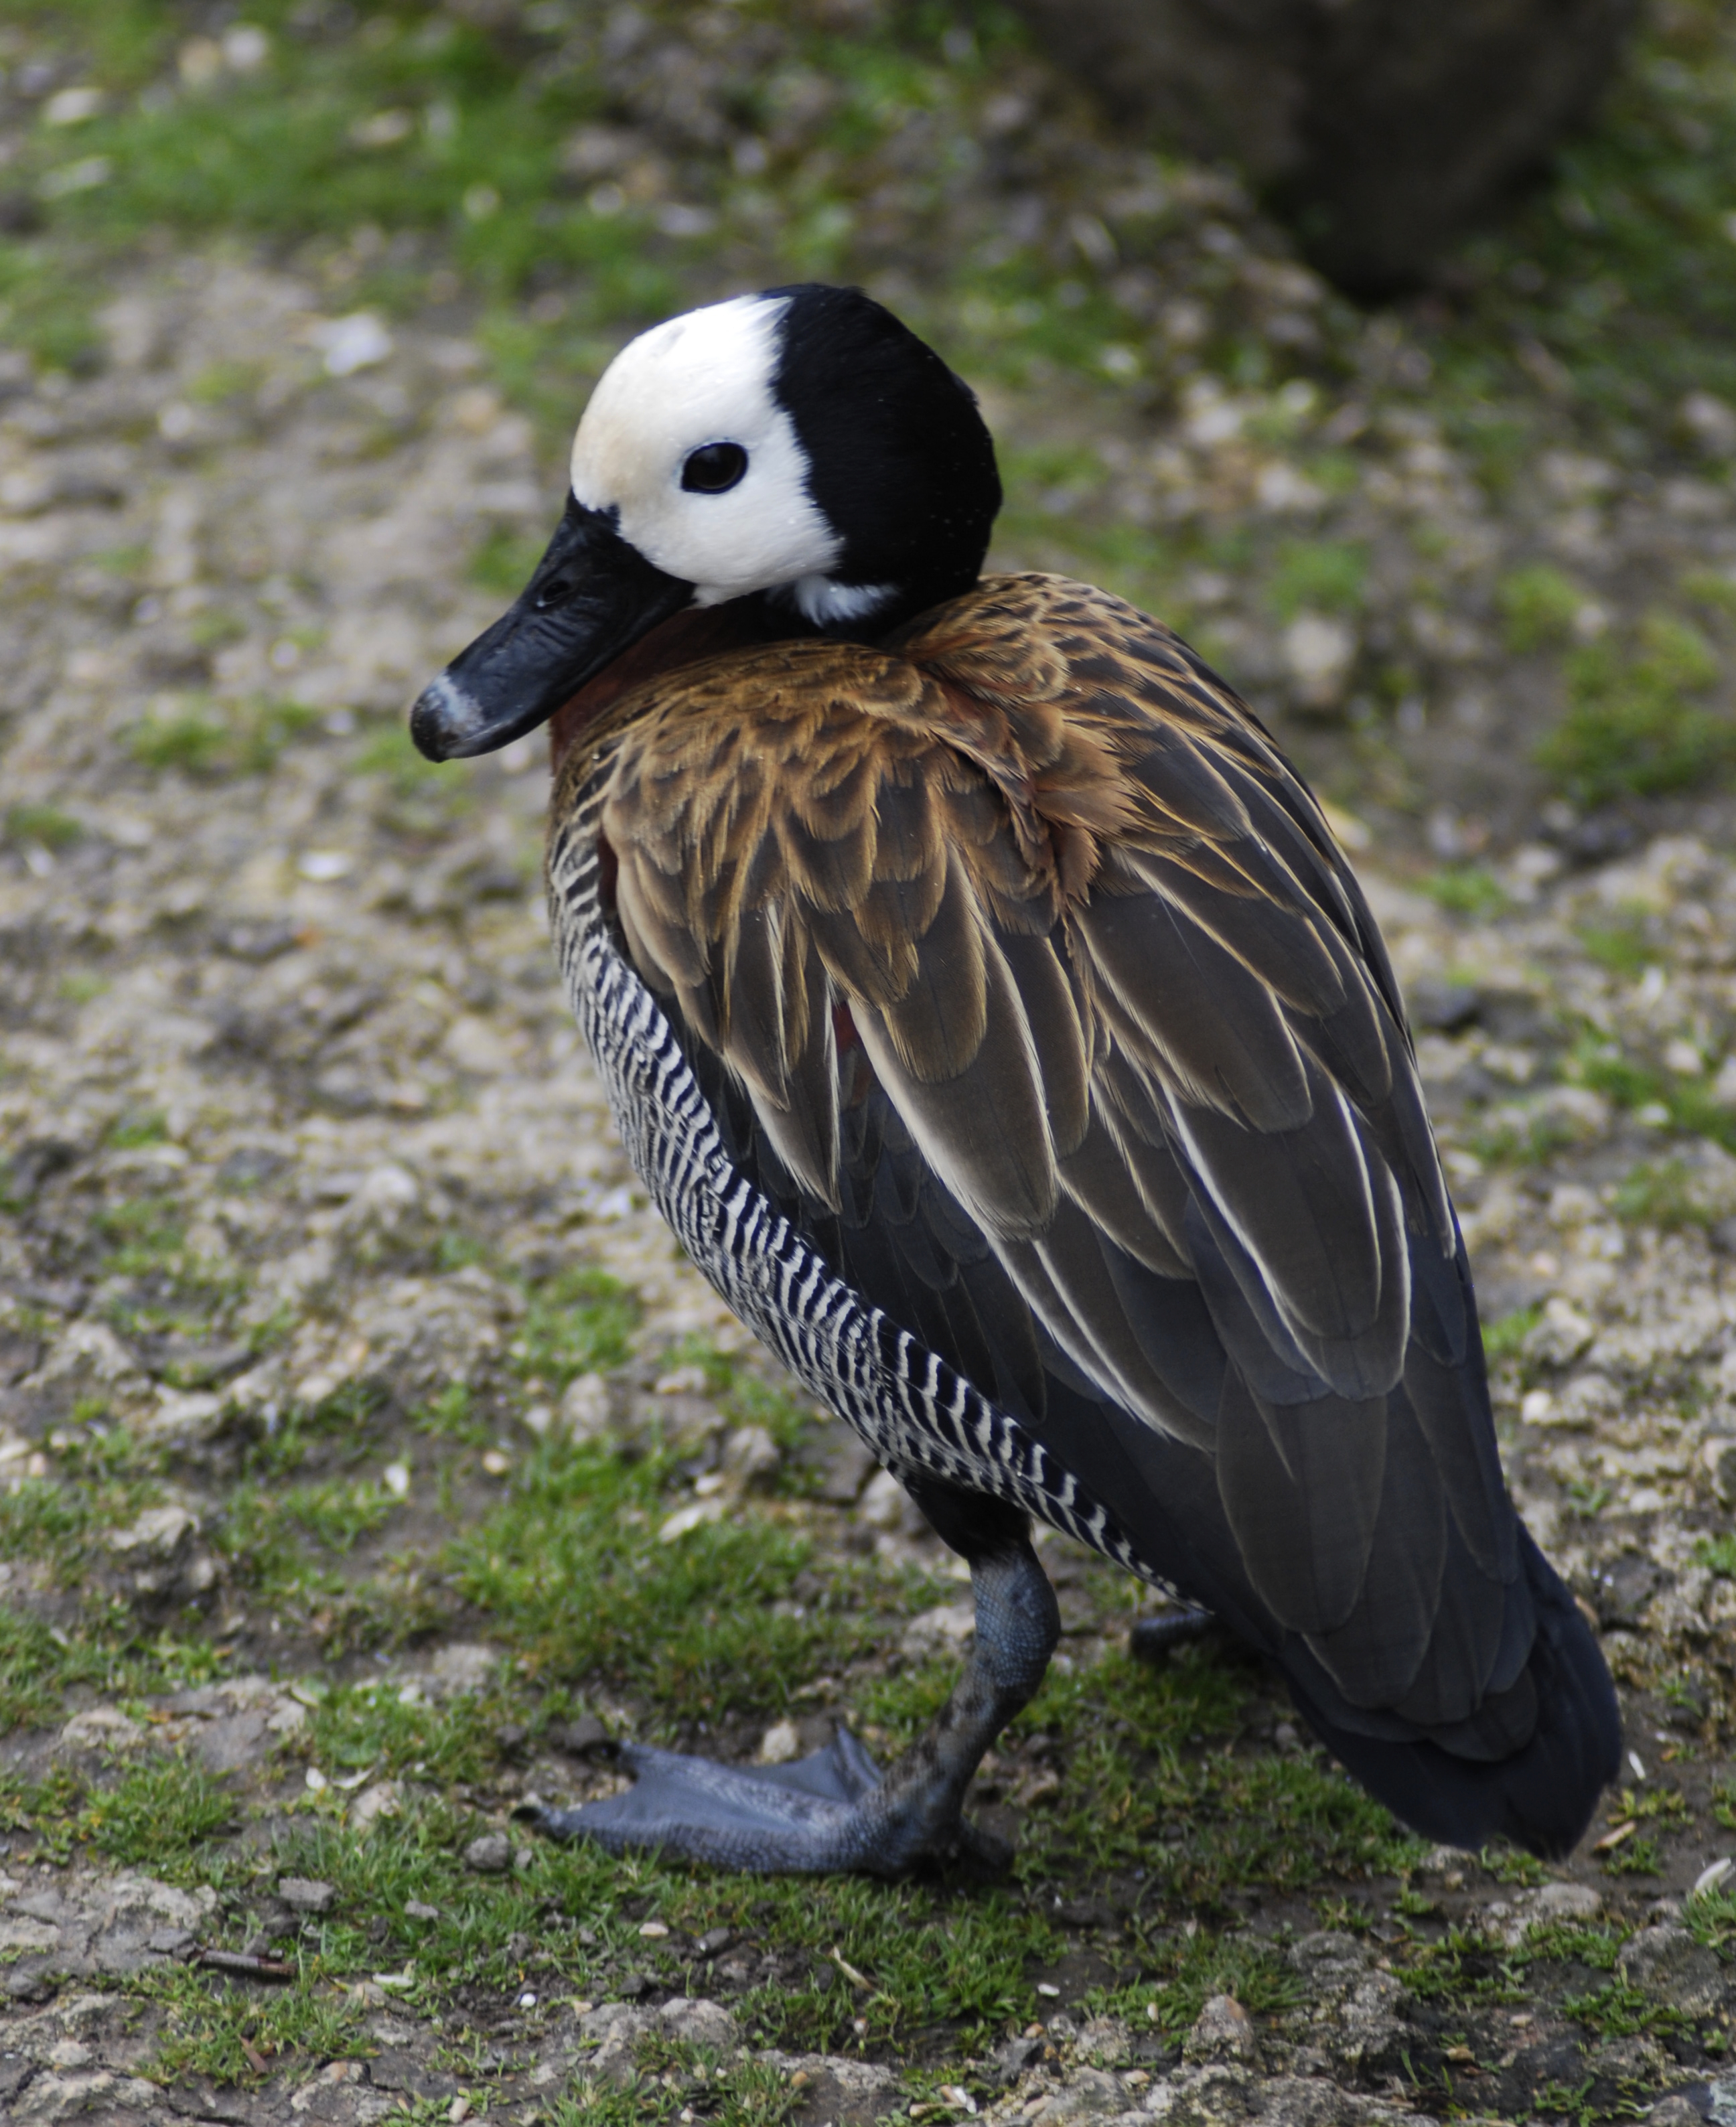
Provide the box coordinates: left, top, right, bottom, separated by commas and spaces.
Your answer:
5, 8, 1736, 2127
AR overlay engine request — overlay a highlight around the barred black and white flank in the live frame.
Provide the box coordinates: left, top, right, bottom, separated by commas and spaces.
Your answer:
408, 283, 1620, 1877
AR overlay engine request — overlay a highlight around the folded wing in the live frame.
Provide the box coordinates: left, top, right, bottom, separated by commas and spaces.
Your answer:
588, 575, 1615, 1850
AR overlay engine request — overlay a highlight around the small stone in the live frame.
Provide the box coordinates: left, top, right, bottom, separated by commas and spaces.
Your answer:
463, 1833, 512, 1874
1408, 978, 1481, 1033
349, 1780, 403, 1832
859, 1467, 910, 1530
1283, 613, 1356, 711
58, 1706, 145, 1754
405, 1901, 440, 1922
1617, 1925, 1725, 2014
757, 1718, 802, 1765
722, 1422, 780, 1488
278, 1877, 336, 1914
1186, 1993, 1256, 2061
1530, 1881, 1602, 1924
560, 1371, 613, 1444
549, 1714, 609, 1755
817, 1435, 877, 1503
658, 1996, 738, 2049
431, 1643, 499, 1694
697, 1926, 733, 1956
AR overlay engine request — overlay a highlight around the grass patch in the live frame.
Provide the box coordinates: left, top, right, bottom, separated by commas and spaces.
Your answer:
1579, 911, 1656, 976
445, 1438, 887, 1719
1418, 866, 1510, 919
1536, 611, 1731, 806
127, 694, 319, 779
1497, 563, 1587, 654
511, 1264, 638, 1391
1612, 1157, 1706, 1230
77, 1751, 238, 1872
6, 801, 82, 850
467, 526, 546, 600
1265, 539, 1369, 621
1483, 1303, 1544, 1365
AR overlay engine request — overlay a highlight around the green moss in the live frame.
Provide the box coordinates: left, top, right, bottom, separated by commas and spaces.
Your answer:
468, 526, 547, 600
1537, 611, 1731, 805
6, 802, 83, 850
128, 695, 319, 778
1418, 866, 1510, 919
512, 1264, 639, 1389
1483, 1303, 1544, 1364
1697, 1536, 1736, 1579
107, 1106, 169, 1149
1578, 912, 1656, 976
1498, 563, 1587, 652
79, 1751, 238, 1872
1613, 1157, 1705, 1230
1265, 540, 1370, 621
445, 1439, 881, 1718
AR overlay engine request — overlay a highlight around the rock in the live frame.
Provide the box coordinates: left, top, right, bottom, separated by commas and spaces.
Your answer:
1407, 979, 1480, 1033
722, 1422, 780, 1488
1078, 2013, 1133, 2065
13, 2069, 161, 2120
1027, 2067, 1129, 2119
658, 1996, 737, 2048
549, 1713, 609, 1755
757, 2049, 902, 2126
277, 1877, 335, 1914
1185, 1994, 1256, 2062
58, 1708, 145, 1755
102, 1503, 216, 1609
1282, 613, 1357, 712
559, 1370, 613, 1444
1617, 1925, 1725, 2015
818, 1435, 877, 1503
580, 2001, 654, 2086
463, 1834, 512, 1874
994, 2033, 1047, 2079
757, 1718, 802, 1765
1329, 1971, 1413, 2075
900, 1602, 976, 1657
431, 1642, 500, 1694
1530, 1881, 1603, 1924
1002, 0, 1638, 291
348, 1779, 402, 1831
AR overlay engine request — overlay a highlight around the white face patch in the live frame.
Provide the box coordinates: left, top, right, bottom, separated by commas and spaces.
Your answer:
569, 295, 847, 608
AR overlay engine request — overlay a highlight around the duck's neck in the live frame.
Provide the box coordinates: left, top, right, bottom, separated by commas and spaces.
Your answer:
546, 577, 974, 775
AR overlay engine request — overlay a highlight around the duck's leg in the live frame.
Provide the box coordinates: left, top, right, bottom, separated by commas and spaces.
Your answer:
525, 1484, 1059, 1875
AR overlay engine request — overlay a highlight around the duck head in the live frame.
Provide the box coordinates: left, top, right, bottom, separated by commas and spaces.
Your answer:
410, 284, 1002, 761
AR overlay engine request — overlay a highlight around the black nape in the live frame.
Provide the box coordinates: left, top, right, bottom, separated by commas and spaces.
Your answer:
764, 283, 1003, 636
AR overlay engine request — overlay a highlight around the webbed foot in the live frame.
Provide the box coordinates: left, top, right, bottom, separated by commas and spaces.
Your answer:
523, 1727, 1007, 1873
523, 1499, 1058, 1877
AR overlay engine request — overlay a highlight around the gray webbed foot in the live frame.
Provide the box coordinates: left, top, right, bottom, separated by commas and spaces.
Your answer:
524, 1730, 892, 1872
523, 1516, 1058, 1877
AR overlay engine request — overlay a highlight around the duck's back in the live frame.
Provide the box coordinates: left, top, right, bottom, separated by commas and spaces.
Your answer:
546, 572, 1619, 1858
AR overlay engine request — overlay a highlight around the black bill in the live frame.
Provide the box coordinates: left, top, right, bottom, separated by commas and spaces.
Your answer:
409, 498, 693, 761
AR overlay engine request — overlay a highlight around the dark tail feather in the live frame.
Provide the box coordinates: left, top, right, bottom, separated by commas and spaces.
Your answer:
1283, 1528, 1620, 1858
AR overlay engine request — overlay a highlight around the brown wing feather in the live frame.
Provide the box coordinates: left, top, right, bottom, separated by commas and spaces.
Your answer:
575, 575, 1483, 1678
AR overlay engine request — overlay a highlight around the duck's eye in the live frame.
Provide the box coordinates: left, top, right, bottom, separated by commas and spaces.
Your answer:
680, 441, 748, 494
